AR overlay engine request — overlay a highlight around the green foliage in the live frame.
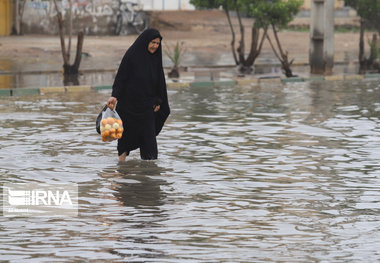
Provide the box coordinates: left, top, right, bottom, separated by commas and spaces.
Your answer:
191, 0, 303, 29
247, 0, 303, 29
345, 0, 380, 29
189, 0, 224, 9
165, 41, 186, 68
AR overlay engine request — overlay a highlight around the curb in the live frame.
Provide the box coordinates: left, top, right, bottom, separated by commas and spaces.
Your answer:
65, 85, 92, 93
1, 73, 380, 97
344, 74, 364, 80
12, 88, 40, 96
0, 89, 11, 96
167, 82, 190, 89
93, 85, 113, 91
364, 73, 380, 79
39, 87, 66, 94
324, 75, 344, 81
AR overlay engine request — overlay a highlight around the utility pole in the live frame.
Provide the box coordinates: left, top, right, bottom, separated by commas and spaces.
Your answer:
309, 0, 335, 75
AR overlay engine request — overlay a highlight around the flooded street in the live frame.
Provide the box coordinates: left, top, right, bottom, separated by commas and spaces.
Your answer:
1, 79, 380, 262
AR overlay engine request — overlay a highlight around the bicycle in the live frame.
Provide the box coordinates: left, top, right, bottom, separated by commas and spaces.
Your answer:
114, 0, 149, 35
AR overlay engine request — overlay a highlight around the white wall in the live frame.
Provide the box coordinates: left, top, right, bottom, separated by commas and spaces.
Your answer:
139, 0, 195, 10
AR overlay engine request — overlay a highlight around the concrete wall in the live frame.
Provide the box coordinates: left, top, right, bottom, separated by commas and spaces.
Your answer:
21, 0, 195, 35
19, 0, 353, 35
22, 0, 117, 35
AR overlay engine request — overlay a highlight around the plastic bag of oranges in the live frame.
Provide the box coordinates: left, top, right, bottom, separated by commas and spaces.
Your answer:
97, 107, 124, 142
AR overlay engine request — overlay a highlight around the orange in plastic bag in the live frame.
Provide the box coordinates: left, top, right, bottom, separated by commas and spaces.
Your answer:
99, 108, 124, 142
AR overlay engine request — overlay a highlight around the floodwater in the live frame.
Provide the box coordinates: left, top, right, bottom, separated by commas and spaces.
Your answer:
1, 79, 380, 262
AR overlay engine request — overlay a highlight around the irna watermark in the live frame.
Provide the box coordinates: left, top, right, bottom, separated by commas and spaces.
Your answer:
2, 183, 78, 217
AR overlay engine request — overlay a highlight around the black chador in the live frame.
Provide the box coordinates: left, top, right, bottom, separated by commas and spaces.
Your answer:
111, 29, 170, 160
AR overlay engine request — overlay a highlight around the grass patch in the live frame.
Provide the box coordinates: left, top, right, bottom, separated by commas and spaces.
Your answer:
335, 27, 360, 33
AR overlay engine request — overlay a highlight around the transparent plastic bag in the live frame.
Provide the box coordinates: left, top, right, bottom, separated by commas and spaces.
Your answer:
96, 105, 107, 135
97, 107, 124, 142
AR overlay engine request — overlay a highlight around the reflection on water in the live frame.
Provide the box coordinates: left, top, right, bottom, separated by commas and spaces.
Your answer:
103, 160, 170, 208
99, 160, 172, 260
0, 52, 361, 90
0, 71, 115, 89
1, 80, 380, 262
0, 54, 118, 89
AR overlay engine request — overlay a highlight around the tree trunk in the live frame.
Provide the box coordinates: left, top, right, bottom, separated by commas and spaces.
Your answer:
63, 32, 84, 75
234, 0, 245, 65
12, 0, 20, 35
63, 74, 80, 86
267, 25, 295, 78
19, 1, 26, 35
359, 18, 366, 73
53, 0, 84, 77
56, 11, 70, 66
246, 24, 267, 66
73, 31, 84, 72
68, 0, 73, 61
224, 6, 238, 65
12, 0, 26, 35
62, 33, 84, 86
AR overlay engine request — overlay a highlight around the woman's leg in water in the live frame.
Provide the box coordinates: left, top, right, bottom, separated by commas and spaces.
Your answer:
119, 152, 127, 162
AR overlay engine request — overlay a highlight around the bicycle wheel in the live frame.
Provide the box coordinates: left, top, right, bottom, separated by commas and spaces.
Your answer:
115, 14, 123, 35
133, 12, 148, 34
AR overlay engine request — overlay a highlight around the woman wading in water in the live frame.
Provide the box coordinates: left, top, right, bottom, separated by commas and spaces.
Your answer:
107, 29, 170, 161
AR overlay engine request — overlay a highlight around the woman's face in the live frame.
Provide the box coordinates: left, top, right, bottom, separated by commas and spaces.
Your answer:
148, 38, 161, 54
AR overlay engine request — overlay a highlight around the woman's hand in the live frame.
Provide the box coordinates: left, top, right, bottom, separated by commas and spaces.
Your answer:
153, 105, 160, 112
107, 97, 117, 110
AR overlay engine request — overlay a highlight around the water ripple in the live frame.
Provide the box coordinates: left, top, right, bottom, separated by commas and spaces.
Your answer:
1, 80, 380, 262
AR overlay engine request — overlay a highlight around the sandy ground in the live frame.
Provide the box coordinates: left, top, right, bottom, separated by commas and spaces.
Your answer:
0, 10, 369, 73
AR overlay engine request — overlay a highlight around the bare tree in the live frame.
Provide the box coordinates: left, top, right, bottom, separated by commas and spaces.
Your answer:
190, 0, 301, 76
225, 0, 267, 74
52, 0, 84, 79
266, 24, 295, 77
12, 0, 27, 35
